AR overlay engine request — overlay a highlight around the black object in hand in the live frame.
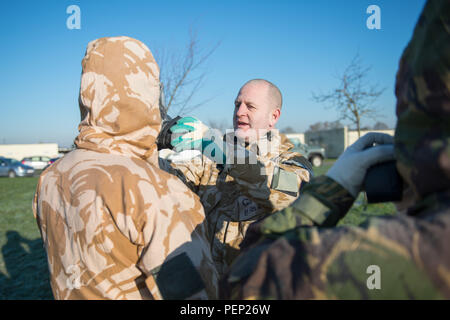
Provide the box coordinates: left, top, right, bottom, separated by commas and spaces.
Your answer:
156, 116, 181, 150
363, 160, 403, 203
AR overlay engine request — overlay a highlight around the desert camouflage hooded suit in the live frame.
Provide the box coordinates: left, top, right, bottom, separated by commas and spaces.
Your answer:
33, 37, 218, 300
160, 130, 311, 277
221, 0, 450, 299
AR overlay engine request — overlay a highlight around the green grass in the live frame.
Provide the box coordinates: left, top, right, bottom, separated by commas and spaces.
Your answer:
0, 160, 396, 299
0, 176, 53, 299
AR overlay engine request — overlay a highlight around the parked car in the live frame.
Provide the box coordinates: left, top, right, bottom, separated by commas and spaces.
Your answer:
21, 156, 53, 170
288, 138, 326, 167
48, 157, 60, 164
0, 157, 35, 177
43, 157, 62, 170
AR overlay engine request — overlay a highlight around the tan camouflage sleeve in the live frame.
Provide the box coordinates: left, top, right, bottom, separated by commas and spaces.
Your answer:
158, 155, 219, 195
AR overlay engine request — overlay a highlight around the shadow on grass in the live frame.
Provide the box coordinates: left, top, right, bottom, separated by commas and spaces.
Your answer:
0, 231, 53, 299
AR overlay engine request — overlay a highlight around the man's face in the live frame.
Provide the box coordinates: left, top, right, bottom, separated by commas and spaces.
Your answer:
233, 82, 278, 141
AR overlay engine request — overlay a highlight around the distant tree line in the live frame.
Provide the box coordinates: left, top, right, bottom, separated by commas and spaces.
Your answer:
306, 120, 391, 132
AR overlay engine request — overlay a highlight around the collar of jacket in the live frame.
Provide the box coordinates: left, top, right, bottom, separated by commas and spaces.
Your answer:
405, 189, 450, 218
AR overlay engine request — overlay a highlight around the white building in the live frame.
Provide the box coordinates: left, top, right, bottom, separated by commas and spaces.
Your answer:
304, 126, 395, 158
0, 143, 59, 161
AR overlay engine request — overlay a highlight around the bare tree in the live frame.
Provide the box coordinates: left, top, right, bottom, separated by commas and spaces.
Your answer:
155, 28, 220, 117
280, 126, 297, 134
373, 121, 390, 130
306, 120, 343, 132
312, 54, 385, 137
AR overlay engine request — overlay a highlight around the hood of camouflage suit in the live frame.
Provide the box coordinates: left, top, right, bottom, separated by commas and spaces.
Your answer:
74, 36, 161, 166
394, 0, 450, 203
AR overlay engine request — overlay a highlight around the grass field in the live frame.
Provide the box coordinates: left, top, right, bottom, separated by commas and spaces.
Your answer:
0, 175, 53, 299
0, 160, 396, 299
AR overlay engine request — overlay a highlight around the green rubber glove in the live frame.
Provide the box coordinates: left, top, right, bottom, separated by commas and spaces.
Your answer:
170, 117, 226, 163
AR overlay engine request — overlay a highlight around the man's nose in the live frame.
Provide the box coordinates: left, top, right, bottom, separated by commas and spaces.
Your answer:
236, 103, 247, 117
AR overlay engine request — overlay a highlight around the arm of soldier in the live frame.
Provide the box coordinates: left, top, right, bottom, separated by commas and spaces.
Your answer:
239, 133, 395, 250
238, 174, 355, 250
158, 154, 217, 194
158, 116, 216, 192
275, 133, 395, 227
224, 210, 449, 300
259, 174, 355, 230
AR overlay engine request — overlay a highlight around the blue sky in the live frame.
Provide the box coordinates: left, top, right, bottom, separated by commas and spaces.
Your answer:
0, 0, 426, 147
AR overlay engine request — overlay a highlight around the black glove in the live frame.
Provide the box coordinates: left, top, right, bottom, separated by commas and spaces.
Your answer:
156, 116, 181, 150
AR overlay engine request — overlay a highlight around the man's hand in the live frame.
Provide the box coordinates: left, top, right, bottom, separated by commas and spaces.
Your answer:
170, 117, 210, 151
170, 117, 226, 163
326, 132, 395, 197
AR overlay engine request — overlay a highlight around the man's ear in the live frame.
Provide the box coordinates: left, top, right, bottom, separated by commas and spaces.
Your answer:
270, 108, 281, 128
